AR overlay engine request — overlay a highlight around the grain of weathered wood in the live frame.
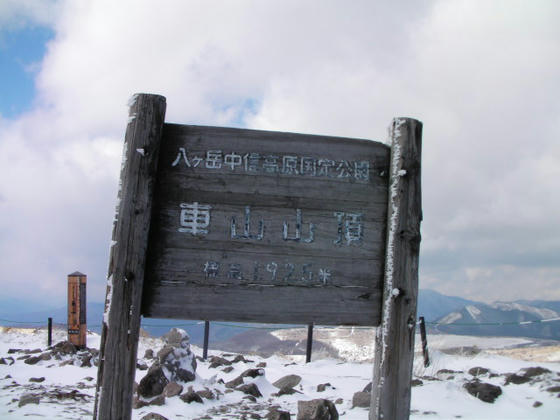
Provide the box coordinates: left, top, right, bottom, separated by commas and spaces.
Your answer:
142, 124, 390, 325
94, 94, 166, 420
370, 118, 422, 420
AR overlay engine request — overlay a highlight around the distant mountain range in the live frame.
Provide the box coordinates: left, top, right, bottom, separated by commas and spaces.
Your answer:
1, 289, 559, 342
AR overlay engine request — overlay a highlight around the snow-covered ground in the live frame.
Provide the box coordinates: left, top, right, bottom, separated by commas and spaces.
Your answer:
1, 326, 559, 419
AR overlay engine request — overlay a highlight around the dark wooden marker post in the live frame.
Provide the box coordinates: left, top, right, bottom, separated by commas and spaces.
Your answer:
306, 324, 313, 363
47, 317, 53, 347
94, 94, 166, 420
371, 118, 422, 420
203, 320, 210, 360
419, 316, 430, 367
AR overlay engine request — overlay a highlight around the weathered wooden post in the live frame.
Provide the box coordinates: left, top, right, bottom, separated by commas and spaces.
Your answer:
203, 320, 210, 360
94, 94, 166, 420
419, 316, 430, 368
47, 317, 53, 347
306, 324, 313, 363
371, 118, 422, 420
67, 271, 87, 349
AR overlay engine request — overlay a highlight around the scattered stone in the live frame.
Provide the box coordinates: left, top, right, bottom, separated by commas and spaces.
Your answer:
237, 383, 263, 398
209, 356, 232, 368
273, 385, 299, 397
26, 348, 42, 354
24, 356, 41, 365
7, 348, 21, 354
133, 396, 149, 409
137, 361, 149, 371
29, 377, 45, 383
266, 407, 291, 420
297, 399, 339, 420
437, 369, 462, 375
362, 382, 372, 393
18, 394, 40, 407
464, 380, 502, 403
222, 366, 234, 373
141, 413, 169, 420
84, 376, 94, 381
233, 354, 251, 363
180, 388, 203, 404
317, 383, 332, 392
273, 374, 301, 390
468, 367, 490, 376
149, 395, 166, 406
197, 389, 215, 400
546, 386, 560, 392
257, 362, 267, 368
59, 359, 74, 367
0, 357, 14, 365
40, 352, 52, 361
226, 368, 265, 388
52, 341, 77, 355
533, 401, 543, 408
522, 367, 551, 377
138, 365, 169, 398
335, 398, 343, 404
144, 349, 154, 359
243, 395, 257, 402
4, 374, 12, 379
163, 382, 183, 398
411, 379, 423, 387
504, 373, 531, 385
352, 391, 371, 408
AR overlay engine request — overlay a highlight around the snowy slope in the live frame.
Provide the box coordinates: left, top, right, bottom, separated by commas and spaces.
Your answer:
0, 326, 559, 419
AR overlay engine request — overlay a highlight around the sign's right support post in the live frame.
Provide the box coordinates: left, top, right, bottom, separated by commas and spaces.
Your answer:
371, 118, 422, 420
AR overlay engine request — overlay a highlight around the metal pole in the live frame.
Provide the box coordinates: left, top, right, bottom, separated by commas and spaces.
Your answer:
203, 320, 210, 360
419, 316, 430, 367
48, 317, 53, 347
306, 324, 313, 363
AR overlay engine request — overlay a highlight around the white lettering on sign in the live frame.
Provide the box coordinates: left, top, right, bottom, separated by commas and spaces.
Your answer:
283, 209, 315, 243
178, 202, 212, 236
171, 148, 372, 183
334, 212, 364, 245
231, 206, 264, 240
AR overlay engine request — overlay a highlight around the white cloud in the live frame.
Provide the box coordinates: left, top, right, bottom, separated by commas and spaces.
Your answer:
0, 0, 559, 305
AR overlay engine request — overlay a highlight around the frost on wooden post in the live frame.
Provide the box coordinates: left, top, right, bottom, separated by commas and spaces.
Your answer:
103, 275, 113, 328
375, 118, 405, 404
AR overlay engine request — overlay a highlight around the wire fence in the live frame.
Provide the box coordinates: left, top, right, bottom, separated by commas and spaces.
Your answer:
2, 316, 560, 330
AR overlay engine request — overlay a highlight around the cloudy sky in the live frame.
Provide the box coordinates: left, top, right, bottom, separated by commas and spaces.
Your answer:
1, 0, 559, 309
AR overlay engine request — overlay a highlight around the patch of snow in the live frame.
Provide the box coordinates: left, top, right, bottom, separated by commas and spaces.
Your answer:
492, 302, 559, 319
465, 305, 481, 319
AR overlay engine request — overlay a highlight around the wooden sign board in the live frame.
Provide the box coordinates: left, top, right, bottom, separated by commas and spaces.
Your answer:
141, 124, 390, 325
94, 94, 422, 420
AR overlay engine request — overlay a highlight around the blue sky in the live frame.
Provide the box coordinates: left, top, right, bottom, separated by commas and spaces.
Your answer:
0, 26, 53, 118
0, 1, 559, 310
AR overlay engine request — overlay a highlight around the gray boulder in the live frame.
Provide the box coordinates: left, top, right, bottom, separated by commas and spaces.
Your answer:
273, 374, 301, 389
297, 399, 338, 420
352, 391, 370, 408
464, 380, 502, 403
138, 365, 169, 398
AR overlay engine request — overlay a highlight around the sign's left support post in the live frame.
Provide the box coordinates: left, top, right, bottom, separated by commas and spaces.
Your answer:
94, 93, 166, 420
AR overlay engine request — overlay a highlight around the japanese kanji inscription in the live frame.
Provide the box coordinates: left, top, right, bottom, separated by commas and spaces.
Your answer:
141, 124, 392, 325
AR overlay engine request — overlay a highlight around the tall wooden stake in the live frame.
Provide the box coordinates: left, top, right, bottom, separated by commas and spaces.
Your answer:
47, 317, 52, 347
203, 320, 210, 360
94, 94, 166, 420
306, 324, 313, 363
371, 118, 422, 420
419, 316, 430, 367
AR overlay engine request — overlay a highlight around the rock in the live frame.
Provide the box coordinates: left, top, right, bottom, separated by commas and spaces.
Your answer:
468, 367, 490, 376
257, 362, 267, 368
197, 389, 215, 400
273, 374, 301, 390
297, 399, 339, 420
335, 398, 343, 404
362, 382, 372, 393
237, 383, 263, 398
157, 346, 174, 363
144, 349, 154, 359
437, 368, 462, 374
18, 394, 40, 407
464, 380, 502, 403
226, 368, 265, 388
163, 328, 190, 348
52, 341, 77, 355
141, 413, 169, 420
80, 354, 93, 367
148, 395, 166, 406
533, 401, 543, 408
26, 348, 42, 354
40, 353, 52, 361
222, 366, 234, 373
504, 373, 532, 385
411, 379, 423, 387
24, 356, 41, 365
138, 365, 169, 398
209, 356, 232, 368
273, 386, 299, 396
137, 362, 149, 371
133, 396, 149, 409
180, 388, 203, 404
546, 386, 560, 392
522, 367, 551, 377
352, 391, 370, 408
163, 382, 183, 398
317, 383, 332, 392
29, 377, 45, 383
266, 407, 291, 420
7, 348, 21, 354
0, 357, 14, 365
